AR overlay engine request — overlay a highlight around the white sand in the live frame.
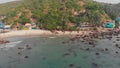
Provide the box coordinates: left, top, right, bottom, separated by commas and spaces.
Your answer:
0, 28, 116, 38
0, 30, 90, 38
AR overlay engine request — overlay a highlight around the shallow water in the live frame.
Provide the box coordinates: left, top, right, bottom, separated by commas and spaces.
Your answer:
0, 36, 120, 68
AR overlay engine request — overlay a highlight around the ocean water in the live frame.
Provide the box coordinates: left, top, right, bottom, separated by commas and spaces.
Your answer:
0, 36, 120, 68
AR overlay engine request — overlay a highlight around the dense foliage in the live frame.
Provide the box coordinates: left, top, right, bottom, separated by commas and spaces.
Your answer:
101, 3, 120, 20
0, 1, 22, 15
3, 0, 111, 30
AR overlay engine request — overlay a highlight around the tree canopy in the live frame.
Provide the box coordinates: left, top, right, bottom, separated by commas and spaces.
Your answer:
3, 0, 111, 30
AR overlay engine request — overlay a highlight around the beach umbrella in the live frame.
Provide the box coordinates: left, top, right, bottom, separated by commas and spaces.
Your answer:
25, 23, 31, 27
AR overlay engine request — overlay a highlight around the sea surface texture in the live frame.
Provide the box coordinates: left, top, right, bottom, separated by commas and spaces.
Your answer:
0, 36, 120, 68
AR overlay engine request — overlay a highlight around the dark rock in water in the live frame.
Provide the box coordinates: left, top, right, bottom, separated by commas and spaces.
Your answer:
92, 45, 96, 47
115, 44, 119, 47
18, 52, 22, 55
26, 45, 29, 47
62, 41, 66, 44
118, 47, 120, 49
27, 47, 32, 50
105, 48, 108, 51
113, 41, 116, 43
116, 36, 120, 38
86, 48, 90, 51
26, 45, 32, 50
116, 39, 120, 41
115, 51, 119, 54
92, 63, 99, 68
81, 40, 85, 43
0, 40, 10, 44
106, 36, 112, 40
24, 56, 29, 59
62, 53, 70, 57
42, 57, 47, 60
88, 41, 94, 45
69, 64, 75, 68
18, 47, 24, 50
95, 53, 100, 55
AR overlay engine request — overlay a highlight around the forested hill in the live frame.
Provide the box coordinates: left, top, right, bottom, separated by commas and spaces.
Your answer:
3, 0, 111, 30
100, 3, 120, 20
0, 1, 22, 15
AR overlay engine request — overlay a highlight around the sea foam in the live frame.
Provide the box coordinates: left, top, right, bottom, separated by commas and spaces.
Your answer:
0, 41, 22, 50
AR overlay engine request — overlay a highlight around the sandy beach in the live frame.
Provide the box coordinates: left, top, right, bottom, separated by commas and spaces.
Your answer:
0, 28, 117, 38
0, 30, 90, 38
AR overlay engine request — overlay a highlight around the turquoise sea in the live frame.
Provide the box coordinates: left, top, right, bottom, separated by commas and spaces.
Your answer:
0, 36, 120, 68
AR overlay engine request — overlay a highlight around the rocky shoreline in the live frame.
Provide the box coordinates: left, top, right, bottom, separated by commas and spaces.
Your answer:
0, 40, 10, 44
0, 28, 119, 44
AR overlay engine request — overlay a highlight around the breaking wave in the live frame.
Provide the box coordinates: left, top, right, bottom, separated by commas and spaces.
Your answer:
0, 41, 22, 50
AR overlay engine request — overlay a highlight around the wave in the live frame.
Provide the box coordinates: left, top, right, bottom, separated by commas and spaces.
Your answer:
49, 37, 56, 38
0, 41, 22, 50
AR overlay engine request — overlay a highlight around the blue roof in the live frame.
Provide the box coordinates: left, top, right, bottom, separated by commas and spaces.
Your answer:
116, 17, 120, 21
0, 22, 4, 28
106, 22, 114, 28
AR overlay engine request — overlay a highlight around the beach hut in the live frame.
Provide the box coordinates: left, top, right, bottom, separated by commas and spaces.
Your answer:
115, 17, 120, 26
25, 23, 32, 30
4, 25, 11, 32
114, 17, 120, 28
116, 17, 120, 21
31, 23, 37, 30
25, 23, 31, 27
106, 22, 115, 28
0, 22, 4, 29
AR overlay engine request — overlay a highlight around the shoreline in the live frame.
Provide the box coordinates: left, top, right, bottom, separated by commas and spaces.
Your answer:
0, 30, 92, 38
0, 28, 118, 39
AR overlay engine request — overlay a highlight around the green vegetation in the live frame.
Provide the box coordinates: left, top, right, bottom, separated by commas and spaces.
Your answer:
2, 0, 112, 30
101, 3, 120, 20
0, 1, 22, 15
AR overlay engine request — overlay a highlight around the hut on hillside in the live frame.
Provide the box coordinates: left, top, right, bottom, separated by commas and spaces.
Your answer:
4, 25, 11, 32
0, 22, 4, 29
105, 22, 115, 28
24, 23, 32, 30
24, 23, 37, 30
115, 17, 120, 28
0, 22, 4, 32
116, 17, 120, 21
116, 17, 120, 25
31, 23, 37, 30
